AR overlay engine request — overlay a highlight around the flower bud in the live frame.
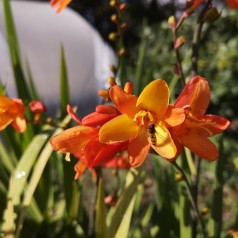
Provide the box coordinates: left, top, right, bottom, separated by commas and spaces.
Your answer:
119, 3, 127, 12
111, 14, 119, 24
118, 48, 126, 57
108, 76, 116, 86
120, 23, 127, 32
98, 90, 109, 99
175, 35, 187, 49
203, 7, 221, 22
108, 32, 118, 41
168, 16, 176, 29
124, 82, 133, 94
110, 0, 117, 8
175, 172, 183, 182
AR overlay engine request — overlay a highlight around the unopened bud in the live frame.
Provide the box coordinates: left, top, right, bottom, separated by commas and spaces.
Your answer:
108, 76, 116, 86
175, 172, 183, 182
111, 14, 119, 24
124, 82, 133, 94
46, 117, 54, 125
120, 23, 127, 32
168, 16, 176, 29
98, 90, 109, 99
201, 207, 210, 216
110, 0, 117, 8
119, 3, 127, 12
118, 48, 126, 57
108, 32, 118, 41
203, 7, 221, 22
175, 35, 187, 49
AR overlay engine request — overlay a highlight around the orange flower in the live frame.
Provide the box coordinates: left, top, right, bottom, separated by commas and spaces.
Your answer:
0, 95, 26, 133
226, 0, 238, 9
171, 75, 230, 161
51, 0, 72, 12
99, 79, 185, 167
50, 105, 127, 179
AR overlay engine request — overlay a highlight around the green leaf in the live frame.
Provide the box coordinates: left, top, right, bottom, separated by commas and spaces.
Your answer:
95, 177, 107, 238
59, 45, 70, 117
208, 136, 225, 238
3, 0, 31, 101
8, 134, 49, 205
107, 167, 145, 237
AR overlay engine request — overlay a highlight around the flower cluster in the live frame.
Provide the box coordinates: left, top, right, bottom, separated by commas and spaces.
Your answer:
50, 75, 230, 179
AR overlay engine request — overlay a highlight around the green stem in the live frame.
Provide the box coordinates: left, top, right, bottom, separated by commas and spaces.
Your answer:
172, 161, 207, 238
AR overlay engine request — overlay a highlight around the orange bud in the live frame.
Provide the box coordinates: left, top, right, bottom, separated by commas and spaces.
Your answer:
175, 35, 187, 49
108, 32, 118, 41
108, 76, 116, 86
98, 90, 109, 99
124, 82, 133, 94
111, 14, 119, 23
118, 48, 126, 57
109, 0, 117, 8
168, 16, 176, 29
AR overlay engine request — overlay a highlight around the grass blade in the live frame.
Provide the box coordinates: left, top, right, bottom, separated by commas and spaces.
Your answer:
59, 45, 70, 117
107, 167, 145, 237
3, 0, 31, 101
95, 177, 107, 238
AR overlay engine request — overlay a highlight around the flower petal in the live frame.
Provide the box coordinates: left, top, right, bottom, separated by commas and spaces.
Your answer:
164, 105, 185, 127
11, 116, 27, 133
50, 125, 98, 155
96, 105, 118, 114
128, 132, 150, 167
0, 115, 13, 131
109, 85, 138, 117
84, 138, 128, 167
174, 76, 210, 117
99, 114, 139, 143
202, 114, 230, 135
67, 104, 82, 124
74, 159, 86, 180
82, 112, 118, 127
150, 122, 177, 159
136, 79, 169, 118
180, 130, 218, 161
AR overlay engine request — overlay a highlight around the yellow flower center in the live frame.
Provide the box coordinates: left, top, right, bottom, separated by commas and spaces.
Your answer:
133, 110, 154, 127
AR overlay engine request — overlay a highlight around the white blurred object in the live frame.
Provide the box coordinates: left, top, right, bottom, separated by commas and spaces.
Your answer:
0, 0, 116, 115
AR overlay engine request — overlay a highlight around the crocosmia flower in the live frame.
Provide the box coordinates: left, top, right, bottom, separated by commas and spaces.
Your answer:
50, 105, 127, 179
99, 79, 185, 167
0, 95, 26, 133
51, 0, 72, 12
171, 75, 230, 161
